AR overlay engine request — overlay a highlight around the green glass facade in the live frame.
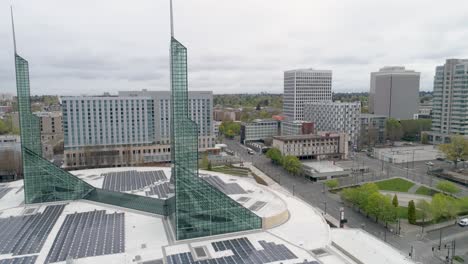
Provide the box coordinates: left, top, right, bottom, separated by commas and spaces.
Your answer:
15, 54, 94, 203
170, 37, 262, 240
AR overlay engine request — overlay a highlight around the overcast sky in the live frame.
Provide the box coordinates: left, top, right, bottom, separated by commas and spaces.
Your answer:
1, 0, 468, 96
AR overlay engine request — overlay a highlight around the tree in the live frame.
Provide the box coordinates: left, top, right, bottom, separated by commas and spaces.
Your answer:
266, 148, 282, 165
282, 155, 302, 175
365, 192, 385, 222
436, 180, 460, 194
381, 195, 398, 224
408, 200, 417, 224
256, 103, 261, 111
438, 135, 468, 168
400, 119, 432, 141
340, 187, 359, 207
207, 161, 212, 171
416, 200, 432, 222
431, 194, 459, 221
386, 118, 403, 142
219, 121, 241, 138
392, 194, 398, 207
325, 179, 339, 189
355, 183, 379, 211
421, 133, 429, 144
201, 153, 209, 170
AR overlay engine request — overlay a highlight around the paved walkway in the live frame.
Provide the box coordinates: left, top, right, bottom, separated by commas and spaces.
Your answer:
407, 184, 420, 194
380, 191, 432, 205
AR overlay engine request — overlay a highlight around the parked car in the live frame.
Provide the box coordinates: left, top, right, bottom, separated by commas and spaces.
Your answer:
425, 161, 434, 166
458, 218, 468, 227
436, 157, 445, 161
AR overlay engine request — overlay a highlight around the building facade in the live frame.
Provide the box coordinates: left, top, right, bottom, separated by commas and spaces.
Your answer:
304, 101, 360, 146
429, 59, 468, 144
359, 114, 387, 149
240, 119, 280, 144
283, 69, 332, 121
272, 132, 349, 160
281, 120, 315, 136
62, 91, 214, 169
369, 66, 420, 119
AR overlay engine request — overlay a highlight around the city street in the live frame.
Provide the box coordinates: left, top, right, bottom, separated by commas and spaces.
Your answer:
223, 138, 467, 263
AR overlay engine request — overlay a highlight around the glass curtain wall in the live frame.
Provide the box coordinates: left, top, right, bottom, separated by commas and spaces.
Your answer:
170, 37, 261, 240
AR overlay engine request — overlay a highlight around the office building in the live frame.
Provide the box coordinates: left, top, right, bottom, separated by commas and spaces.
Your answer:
240, 119, 280, 144
272, 132, 349, 160
429, 59, 468, 144
304, 101, 360, 146
359, 114, 387, 148
283, 68, 332, 121
369, 66, 420, 119
281, 120, 315, 136
0, 135, 21, 182
213, 108, 241, 121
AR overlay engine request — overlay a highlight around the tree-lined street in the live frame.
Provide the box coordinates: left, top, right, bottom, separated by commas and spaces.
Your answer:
223, 138, 467, 263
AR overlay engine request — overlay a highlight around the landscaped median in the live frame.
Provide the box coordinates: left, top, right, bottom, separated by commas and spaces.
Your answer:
338, 177, 468, 229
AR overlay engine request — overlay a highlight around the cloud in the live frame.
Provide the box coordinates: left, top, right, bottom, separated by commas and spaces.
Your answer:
1, 0, 468, 95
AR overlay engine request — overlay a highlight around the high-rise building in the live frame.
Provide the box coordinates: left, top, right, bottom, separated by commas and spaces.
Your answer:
119, 90, 214, 148
283, 69, 332, 121
61, 91, 214, 169
428, 59, 468, 144
369, 66, 420, 119
304, 101, 361, 146
168, 1, 261, 240
359, 114, 387, 148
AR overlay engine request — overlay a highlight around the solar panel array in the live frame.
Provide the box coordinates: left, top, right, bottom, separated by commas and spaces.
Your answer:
248, 201, 267, 212
0, 204, 65, 256
102, 170, 167, 192
45, 210, 125, 263
167, 237, 299, 264
146, 182, 172, 198
0, 187, 12, 199
0, 255, 38, 264
201, 175, 246, 195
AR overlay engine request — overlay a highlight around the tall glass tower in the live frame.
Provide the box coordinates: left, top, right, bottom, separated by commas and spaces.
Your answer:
11, 8, 94, 204
169, 1, 261, 240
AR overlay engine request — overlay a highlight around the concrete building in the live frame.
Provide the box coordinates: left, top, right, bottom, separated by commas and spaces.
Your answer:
369, 66, 420, 119
240, 119, 280, 144
272, 132, 349, 160
302, 161, 351, 182
283, 68, 332, 121
36, 111, 64, 159
0, 135, 21, 182
359, 114, 387, 149
428, 59, 468, 144
281, 120, 314, 136
213, 108, 241, 121
61, 91, 215, 169
304, 101, 360, 146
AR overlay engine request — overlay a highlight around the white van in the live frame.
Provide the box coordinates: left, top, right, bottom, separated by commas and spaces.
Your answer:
458, 218, 468, 227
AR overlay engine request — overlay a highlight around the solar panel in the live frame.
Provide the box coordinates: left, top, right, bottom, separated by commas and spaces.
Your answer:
45, 210, 125, 263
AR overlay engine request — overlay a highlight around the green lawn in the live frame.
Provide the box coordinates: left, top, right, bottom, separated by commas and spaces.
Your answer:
210, 166, 250, 176
375, 178, 415, 192
415, 186, 439, 196
397, 206, 423, 220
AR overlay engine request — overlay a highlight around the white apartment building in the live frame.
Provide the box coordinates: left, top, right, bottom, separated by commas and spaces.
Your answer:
428, 59, 468, 144
283, 69, 332, 121
62, 90, 214, 169
304, 101, 360, 146
369, 66, 420, 119
272, 132, 349, 160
